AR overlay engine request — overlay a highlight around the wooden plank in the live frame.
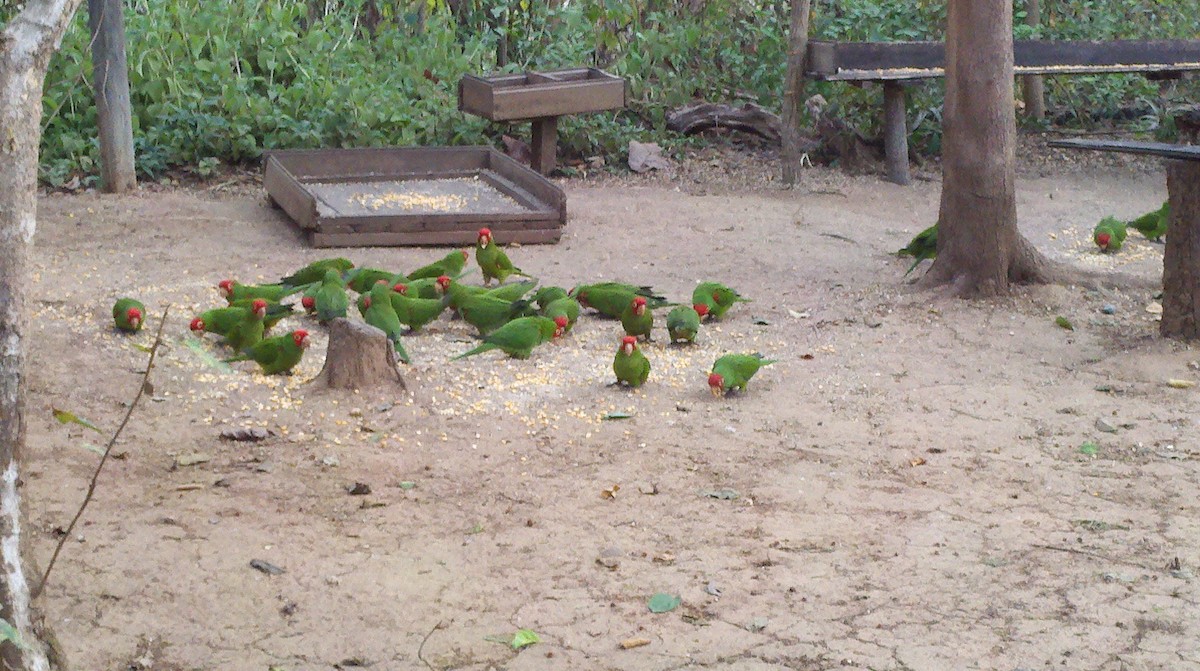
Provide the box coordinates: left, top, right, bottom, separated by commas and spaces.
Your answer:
530, 116, 558, 174
477, 172, 551, 212
486, 149, 566, 213
806, 38, 1200, 81
882, 82, 910, 185
263, 156, 319, 230
315, 212, 561, 235
490, 80, 625, 121
267, 147, 490, 180
311, 228, 563, 248
1046, 139, 1200, 162
88, 0, 136, 193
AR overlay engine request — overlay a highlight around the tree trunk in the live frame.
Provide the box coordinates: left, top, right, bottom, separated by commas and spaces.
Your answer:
87, 0, 137, 193
780, 0, 812, 185
1, 2, 87, 669
924, 0, 1054, 295
1160, 160, 1200, 339
311, 319, 407, 391
1020, 0, 1045, 120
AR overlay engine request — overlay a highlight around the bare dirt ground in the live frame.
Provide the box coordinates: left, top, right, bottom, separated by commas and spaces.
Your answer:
23, 138, 1200, 671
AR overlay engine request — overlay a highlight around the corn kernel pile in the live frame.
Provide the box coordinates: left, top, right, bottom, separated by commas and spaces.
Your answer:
349, 190, 470, 212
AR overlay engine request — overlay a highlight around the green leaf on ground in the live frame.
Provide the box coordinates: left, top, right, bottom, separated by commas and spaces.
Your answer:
1079, 441, 1099, 456
603, 411, 634, 420
0, 618, 23, 648
648, 593, 681, 613
182, 336, 234, 373
1055, 316, 1074, 331
511, 629, 540, 650
51, 408, 103, 433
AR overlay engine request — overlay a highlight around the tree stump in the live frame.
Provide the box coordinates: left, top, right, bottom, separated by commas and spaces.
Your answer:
311, 318, 406, 390
1160, 160, 1200, 339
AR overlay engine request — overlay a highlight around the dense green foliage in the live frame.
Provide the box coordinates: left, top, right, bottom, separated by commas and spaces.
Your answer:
32, 0, 1200, 185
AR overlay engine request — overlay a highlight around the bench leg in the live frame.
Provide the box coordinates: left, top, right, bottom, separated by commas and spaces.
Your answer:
883, 82, 911, 185
531, 116, 558, 175
1161, 160, 1200, 339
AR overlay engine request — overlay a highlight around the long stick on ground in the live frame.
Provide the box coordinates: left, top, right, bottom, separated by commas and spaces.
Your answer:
33, 305, 170, 598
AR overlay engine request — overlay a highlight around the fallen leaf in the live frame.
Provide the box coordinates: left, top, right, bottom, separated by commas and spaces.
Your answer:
175, 453, 210, 467
510, 629, 539, 650
652, 552, 675, 564
398, 481, 417, 490
1079, 441, 1100, 456
647, 593, 681, 613
1055, 316, 1074, 331
250, 559, 285, 575
131, 343, 153, 353
909, 457, 927, 467
51, 408, 103, 433
0, 618, 22, 649
175, 483, 204, 491
466, 523, 484, 535
1166, 379, 1196, 389
183, 336, 234, 372
603, 411, 634, 420
619, 638, 651, 650
601, 484, 620, 499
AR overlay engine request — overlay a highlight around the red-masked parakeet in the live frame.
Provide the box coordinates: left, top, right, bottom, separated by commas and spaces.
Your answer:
897, 224, 938, 276
620, 296, 653, 340
569, 282, 669, 318
613, 336, 650, 387
112, 298, 145, 333
451, 316, 563, 360
708, 353, 776, 397
362, 283, 410, 364
1128, 201, 1168, 242
313, 269, 350, 323
218, 279, 295, 304
475, 227, 532, 286
692, 282, 750, 320
407, 250, 468, 281
279, 257, 354, 289
666, 305, 701, 343
225, 329, 311, 375
191, 302, 293, 337
223, 299, 268, 351
1093, 216, 1128, 253
388, 284, 447, 332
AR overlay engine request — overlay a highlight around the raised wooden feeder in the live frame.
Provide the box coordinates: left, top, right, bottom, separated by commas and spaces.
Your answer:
264, 147, 566, 247
459, 67, 627, 174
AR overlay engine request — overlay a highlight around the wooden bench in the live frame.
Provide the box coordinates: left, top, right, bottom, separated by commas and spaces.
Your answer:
1047, 138, 1200, 339
806, 39, 1200, 185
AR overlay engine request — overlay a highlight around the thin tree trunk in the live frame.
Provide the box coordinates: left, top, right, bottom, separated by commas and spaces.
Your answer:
780, 0, 812, 185
88, 0, 137, 193
1160, 161, 1200, 339
924, 0, 1054, 295
1020, 0, 1045, 120
1, 1, 87, 669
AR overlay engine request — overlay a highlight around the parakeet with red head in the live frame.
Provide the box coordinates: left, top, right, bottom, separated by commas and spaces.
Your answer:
475, 228, 532, 286
451, 316, 561, 360
613, 336, 650, 387
708, 353, 776, 397
112, 298, 145, 333
692, 282, 750, 320
225, 329, 311, 375
218, 279, 294, 304
620, 296, 653, 340
191, 302, 294, 337
569, 282, 669, 318
407, 250, 469, 281
666, 305, 701, 343
1093, 216, 1127, 253
362, 283, 410, 364
224, 299, 269, 351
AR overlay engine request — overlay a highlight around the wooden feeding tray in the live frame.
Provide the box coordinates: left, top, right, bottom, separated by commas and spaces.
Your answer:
263, 146, 566, 248
459, 67, 627, 174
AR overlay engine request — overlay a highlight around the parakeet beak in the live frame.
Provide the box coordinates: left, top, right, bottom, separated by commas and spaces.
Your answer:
708, 373, 724, 397
622, 343, 634, 355
709, 384, 724, 398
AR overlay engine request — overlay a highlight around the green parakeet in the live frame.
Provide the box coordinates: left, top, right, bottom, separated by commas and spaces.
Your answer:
345, 267, 402, 294
407, 250, 468, 280
355, 292, 370, 318
613, 336, 650, 387
442, 277, 489, 313
218, 279, 295, 304
692, 282, 750, 320
225, 329, 311, 375
112, 298, 145, 333
363, 283, 410, 364
223, 299, 268, 351
313, 269, 350, 323
279, 257, 354, 289
532, 286, 569, 311
666, 305, 701, 343
451, 316, 563, 360
1093, 216, 1128, 253
401, 276, 447, 300
708, 353, 776, 397
484, 278, 538, 301
569, 282, 669, 318
620, 295, 653, 340
475, 227, 532, 285
388, 288, 446, 332
458, 294, 531, 336
897, 225, 938, 276
192, 302, 294, 336
542, 296, 581, 333
1128, 201, 1168, 242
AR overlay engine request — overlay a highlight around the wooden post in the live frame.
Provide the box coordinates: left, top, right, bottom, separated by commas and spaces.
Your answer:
530, 116, 558, 175
883, 82, 910, 185
88, 0, 137, 193
1020, 0, 1045, 120
1161, 160, 1200, 339
781, 0, 812, 185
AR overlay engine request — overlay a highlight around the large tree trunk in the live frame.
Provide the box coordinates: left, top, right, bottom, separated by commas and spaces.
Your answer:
1, 1, 87, 669
780, 0, 812, 185
1160, 160, 1200, 339
924, 0, 1054, 296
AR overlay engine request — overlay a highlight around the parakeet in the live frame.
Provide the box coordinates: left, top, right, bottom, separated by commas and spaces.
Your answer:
613, 336, 650, 388
441, 277, 489, 313
407, 250, 469, 280
362, 283, 410, 363
387, 285, 447, 332
345, 267, 402, 294
1128, 201, 1169, 242
475, 227, 531, 285
620, 296, 653, 340
223, 299, 268, 351
692, 281, 750, 320
542, 296, 581, 333
313, 269, 350, 323
458, 294, 532, 337
532, 286, 569, 311
225, 329, 311, 375
279, 257, 354, 289
192, 303, 294, 336
218, 279, 295, 304
112, 298, 145, 333
1093, 216, 1128, 253
484, 278, 538, 301
400, 275, 447, 299
708, 353, 776, 397
300, 284, 319, 314
569, 282, 669, 318
666, 305, 701, 343
897, 224, 938, 276
451, 316, 563, 360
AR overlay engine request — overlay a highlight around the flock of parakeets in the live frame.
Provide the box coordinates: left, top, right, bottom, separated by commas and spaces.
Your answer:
110, 228, 774, 396
896, 200, 1171, 274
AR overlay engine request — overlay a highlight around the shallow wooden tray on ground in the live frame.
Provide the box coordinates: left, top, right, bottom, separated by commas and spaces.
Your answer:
264, 146, 566, 247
